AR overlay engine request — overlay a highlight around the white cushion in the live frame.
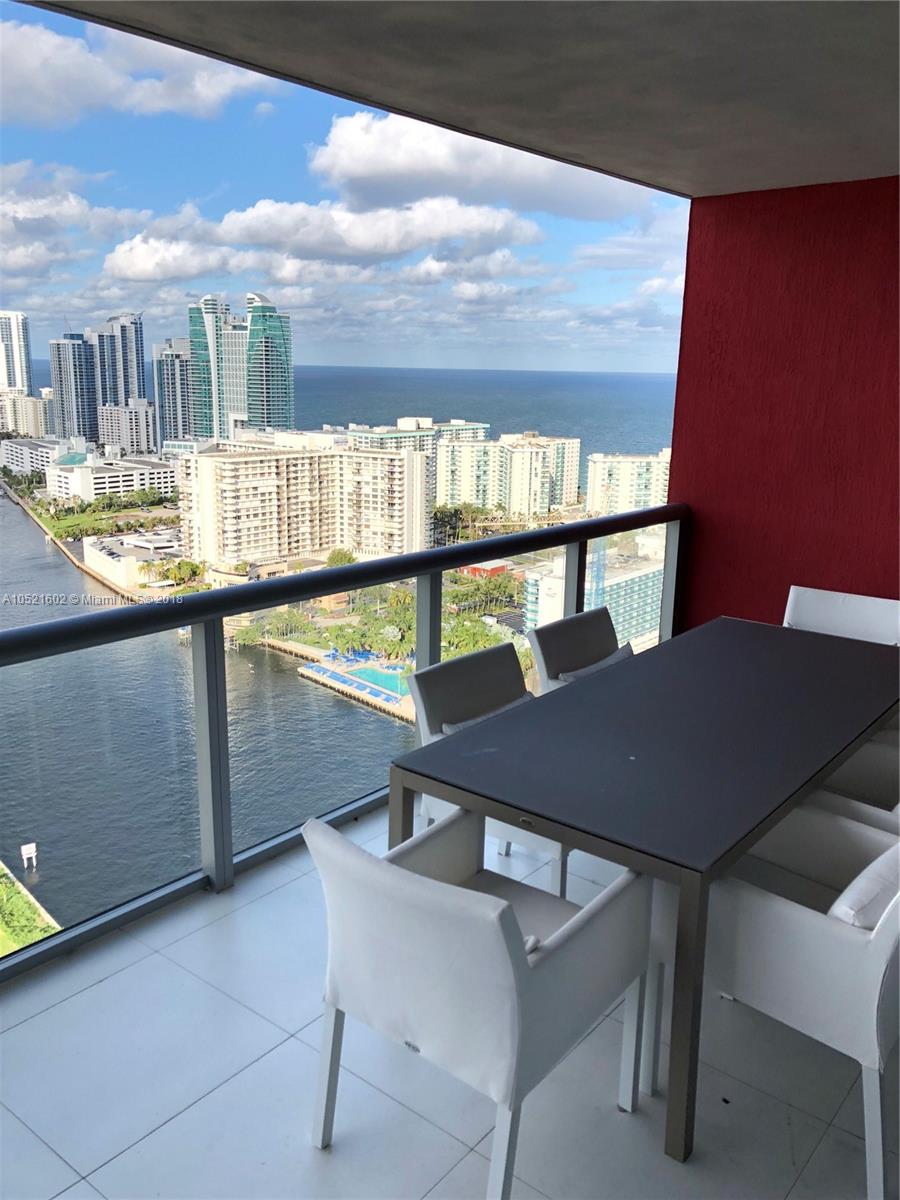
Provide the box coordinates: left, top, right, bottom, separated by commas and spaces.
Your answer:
828, 843, 900, 930
442, 693, 532, 735
558, 642, 634, 683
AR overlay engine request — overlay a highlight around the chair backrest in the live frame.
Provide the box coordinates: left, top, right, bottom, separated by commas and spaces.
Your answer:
408, 642, 528, 743
303, 817, 528, 1103
527, 606, 620, 691
784, 585, 900, 646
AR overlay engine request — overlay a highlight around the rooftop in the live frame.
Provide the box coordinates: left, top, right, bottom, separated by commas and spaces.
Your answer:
2, 805, 894, 1199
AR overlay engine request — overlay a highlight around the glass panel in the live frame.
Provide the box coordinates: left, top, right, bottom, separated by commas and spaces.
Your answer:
227, 579, 416, 852
442, 550, 560, 688
0, 631, 198, 960
586, 524, 666, 651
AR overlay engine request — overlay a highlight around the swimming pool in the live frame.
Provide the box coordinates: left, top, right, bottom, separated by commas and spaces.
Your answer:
350, 665, 411, 696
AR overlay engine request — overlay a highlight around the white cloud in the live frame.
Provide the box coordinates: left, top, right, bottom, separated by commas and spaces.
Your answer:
310, 112, 654, 221
254, 101, 276, 118
638, 273, 685, 297
451, 281, 516, 303
399, 249, 542, 285
0, 21, 277, 126
105, 197, 541, 279
575, 203, 690, 270
0, 160, 150, 279
216, 196, 540, 260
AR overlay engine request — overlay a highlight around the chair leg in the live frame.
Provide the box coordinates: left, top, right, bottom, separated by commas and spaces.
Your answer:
618, 973, 646, 1112
501, 841, 512, 857
487, 1104, 521, 1200
312, 1005, 345, 1149
640, 961, 664, 1096
549, 852, 568, 899
861, 1065, 887, 1200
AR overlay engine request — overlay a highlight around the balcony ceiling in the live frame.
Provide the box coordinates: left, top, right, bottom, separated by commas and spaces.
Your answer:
32, 0, 898, 198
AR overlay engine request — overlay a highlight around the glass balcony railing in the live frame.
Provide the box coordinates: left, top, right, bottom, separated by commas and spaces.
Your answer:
0, 503, 687, 980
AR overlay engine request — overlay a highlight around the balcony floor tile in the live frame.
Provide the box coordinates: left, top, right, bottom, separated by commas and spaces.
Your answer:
297, 1014, 497, 1149
0, 954, 284, 1176
88, 1038, 469, 1200
161, 871, 328, 1033
424, 1150, 549, 1199
0, 1104, 79, 1200
477, 1017, 827, 1200
0, 931, 150, 1035
786, 1126, 899, 1200
123, 851, 314, 951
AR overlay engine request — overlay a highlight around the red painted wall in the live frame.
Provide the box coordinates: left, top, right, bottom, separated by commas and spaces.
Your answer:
669, 176, 899, 628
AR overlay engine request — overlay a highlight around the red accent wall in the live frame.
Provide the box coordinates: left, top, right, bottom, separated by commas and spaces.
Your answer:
670, 176, 899, 628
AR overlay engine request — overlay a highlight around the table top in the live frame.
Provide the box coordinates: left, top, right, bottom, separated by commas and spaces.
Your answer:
394, 617, 899, 874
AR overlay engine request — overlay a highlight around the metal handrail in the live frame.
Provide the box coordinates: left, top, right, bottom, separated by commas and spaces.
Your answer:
0, 503, 689, 667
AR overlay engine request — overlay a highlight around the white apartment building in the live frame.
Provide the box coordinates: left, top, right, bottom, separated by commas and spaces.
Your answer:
585, 447, 671, 515
0, 392, 48, 438
0, 436, 83, 476
436, 432, 580, 519
46, 452, 176, 503
0, 311, 34, 395
178, 440, 429, 568
98, 402, 158, 455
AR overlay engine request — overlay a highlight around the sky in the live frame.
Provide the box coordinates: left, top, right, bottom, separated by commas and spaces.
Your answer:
0, 2, 689, 373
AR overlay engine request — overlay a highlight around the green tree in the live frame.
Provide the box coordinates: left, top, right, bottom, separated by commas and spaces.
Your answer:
326, 548, 357, 568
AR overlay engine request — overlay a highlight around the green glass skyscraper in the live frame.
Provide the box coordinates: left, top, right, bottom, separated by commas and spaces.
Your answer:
186, 293, 293, 438
246, 293, 294, 429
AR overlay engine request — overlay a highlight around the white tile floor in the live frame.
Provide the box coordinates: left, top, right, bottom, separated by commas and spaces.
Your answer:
1, 805, 896, 1200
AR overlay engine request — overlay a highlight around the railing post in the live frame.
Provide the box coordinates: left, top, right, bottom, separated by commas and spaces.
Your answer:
415, 570, 443, 669
191, 618, 234, 891
659, 520, 681, 642
563, 540, 588, 616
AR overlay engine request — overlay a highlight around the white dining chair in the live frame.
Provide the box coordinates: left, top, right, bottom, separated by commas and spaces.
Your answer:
643, 806, 899, 1200
526, 606, 633, 694
783, 585, 899, 810
409, 643, 571, 896
304, 810, 652, 1200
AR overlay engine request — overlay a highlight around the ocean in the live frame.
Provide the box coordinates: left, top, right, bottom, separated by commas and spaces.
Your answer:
3, 367, 674, 940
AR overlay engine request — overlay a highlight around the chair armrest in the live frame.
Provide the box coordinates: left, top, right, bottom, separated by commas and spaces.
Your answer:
384, 808, 484, 886
707, 876, 888, 1067
750, 804, 897, 892
811, 790, 899, 835
516, 873, 651, 1093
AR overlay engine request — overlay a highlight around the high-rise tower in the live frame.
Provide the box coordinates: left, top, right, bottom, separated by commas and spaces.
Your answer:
0, 311, 34, 395
153, 338, 192, 442
49, 333, 98, 439
246, 292, 293, 429
186, 293, 294, 438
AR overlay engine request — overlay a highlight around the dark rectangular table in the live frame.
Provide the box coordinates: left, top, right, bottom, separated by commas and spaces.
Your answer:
389, 617, 899, 1161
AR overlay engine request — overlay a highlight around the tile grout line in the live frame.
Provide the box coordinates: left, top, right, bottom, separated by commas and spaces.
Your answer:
153, 943, 311, 1037
0, 940, 155, 1036
126, 856, 319, 953
81, 1034, 294, 1183
0, 1098, 84, 1184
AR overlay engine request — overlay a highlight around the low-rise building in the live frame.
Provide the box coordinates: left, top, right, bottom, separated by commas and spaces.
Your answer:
83, 529, 182, 592
98, 401, 158, 455
436, 432, 580, 518
0, 392, 49, 438
0, 436, 84, 476
46, 451, 176, 503
524, 549, 664, 651
585, 448, 671, 515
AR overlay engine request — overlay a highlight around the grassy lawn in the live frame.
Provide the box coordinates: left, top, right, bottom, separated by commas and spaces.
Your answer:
0, 866, 58, 956
39, 505, 177, 540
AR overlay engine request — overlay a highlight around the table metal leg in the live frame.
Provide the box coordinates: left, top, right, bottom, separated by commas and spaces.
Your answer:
665, 869, 709, 1162
388, 767, 415, 849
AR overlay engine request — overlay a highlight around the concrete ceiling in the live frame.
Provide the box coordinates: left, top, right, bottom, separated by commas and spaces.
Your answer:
31, 0, 899, 198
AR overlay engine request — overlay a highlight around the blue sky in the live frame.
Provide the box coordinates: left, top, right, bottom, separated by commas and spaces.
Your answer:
0, 1, 689, 371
